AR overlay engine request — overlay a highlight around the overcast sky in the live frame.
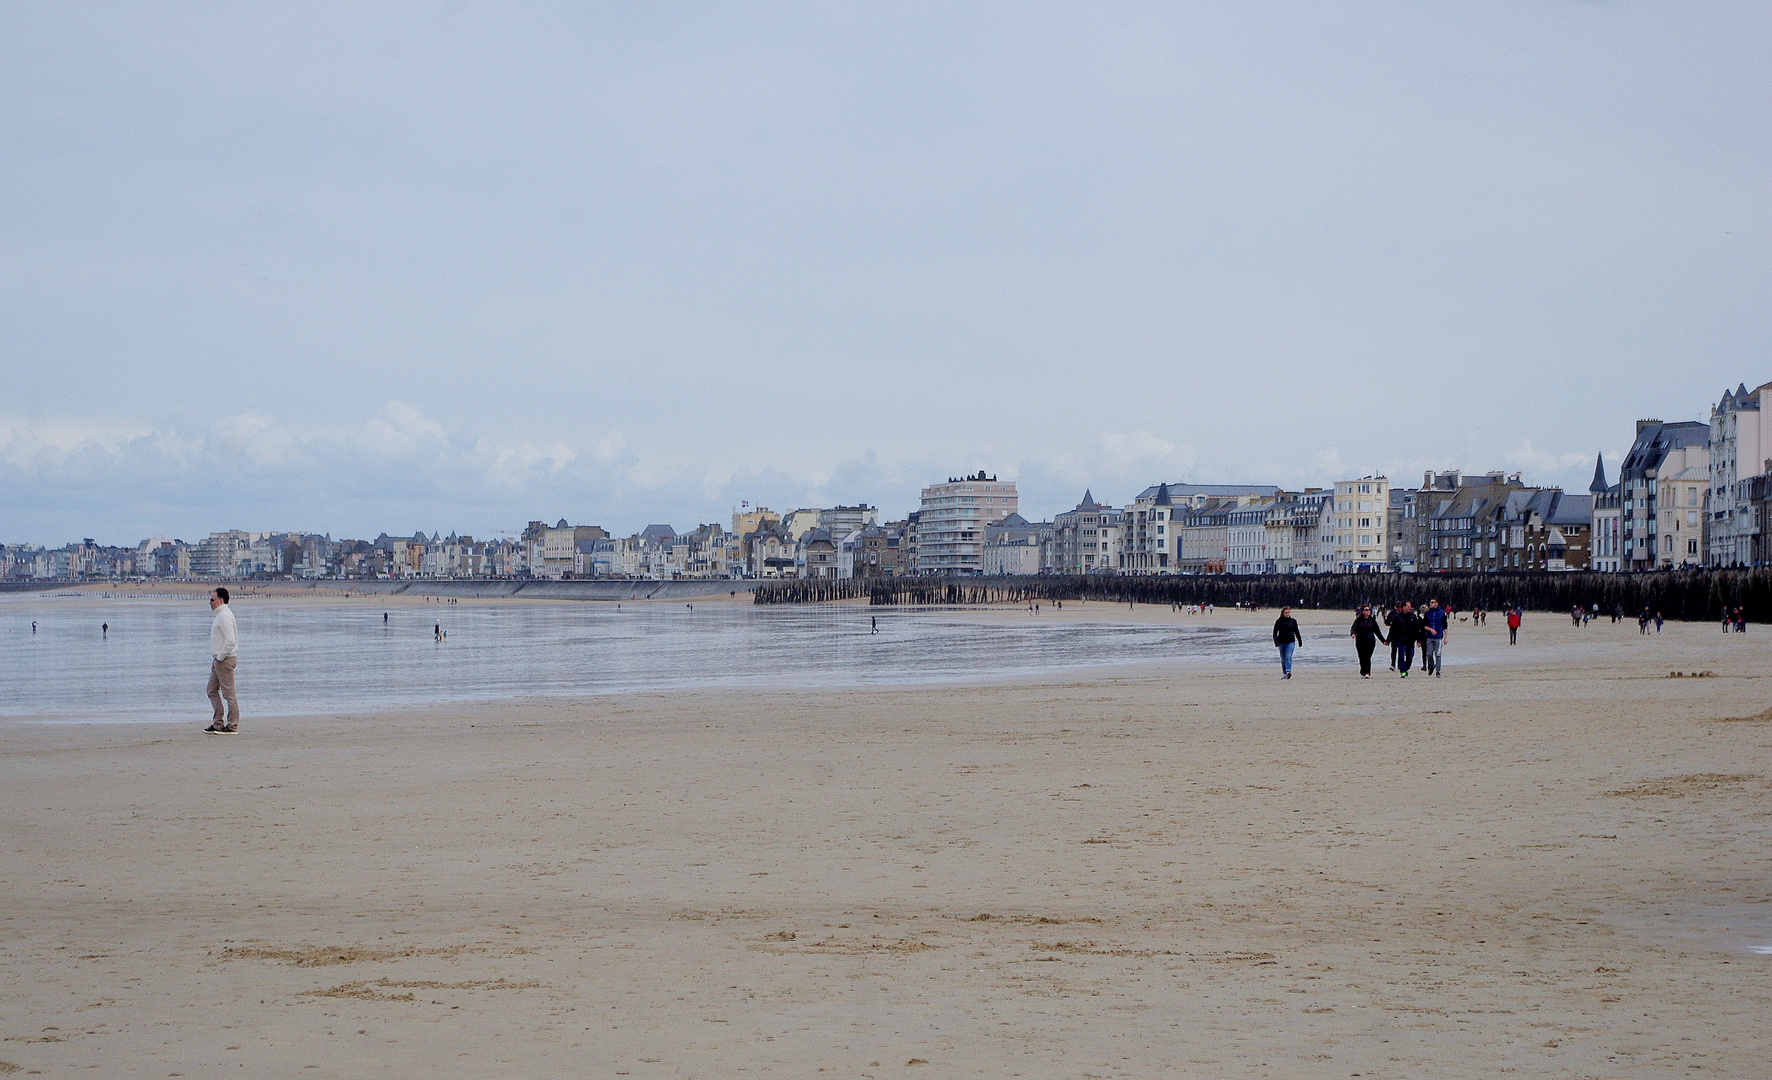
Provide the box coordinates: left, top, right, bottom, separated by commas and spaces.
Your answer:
3, 2, 1768, 545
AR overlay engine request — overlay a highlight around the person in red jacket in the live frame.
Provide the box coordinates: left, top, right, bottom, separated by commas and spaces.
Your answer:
1506, 606, 1522, 645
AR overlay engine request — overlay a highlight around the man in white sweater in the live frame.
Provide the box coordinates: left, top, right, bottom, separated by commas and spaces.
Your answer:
204, 587, 240, 733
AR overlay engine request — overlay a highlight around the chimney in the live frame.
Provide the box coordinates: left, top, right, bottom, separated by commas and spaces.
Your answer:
1637, 418, 1661, 433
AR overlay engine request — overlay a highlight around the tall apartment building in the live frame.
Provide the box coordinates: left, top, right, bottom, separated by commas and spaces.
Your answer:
1708, 382, 1772, 567
916, 471, 1018, 574
192, 530, 254, 577
1330, 477, 1390, 572
1619, 419, 1709, 571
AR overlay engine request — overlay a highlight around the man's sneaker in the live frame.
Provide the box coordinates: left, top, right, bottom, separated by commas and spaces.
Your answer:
203, 725, 224, 734
219, 727, 238, 733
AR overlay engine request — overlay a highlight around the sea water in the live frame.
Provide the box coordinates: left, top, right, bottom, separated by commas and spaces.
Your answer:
0, 595, 1332, 723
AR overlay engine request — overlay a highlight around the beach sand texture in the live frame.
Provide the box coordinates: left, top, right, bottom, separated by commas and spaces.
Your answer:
2, 610, 1768, 1077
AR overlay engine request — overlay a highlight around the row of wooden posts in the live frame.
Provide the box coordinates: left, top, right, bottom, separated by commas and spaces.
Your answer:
753, 568, 1772, 621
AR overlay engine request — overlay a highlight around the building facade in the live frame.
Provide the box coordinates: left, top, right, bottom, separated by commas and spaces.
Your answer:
1708, 382, 1772, 567
1618, 420, 1709, 571
1330, 477, 1390, 572
915, 472, 1019, 574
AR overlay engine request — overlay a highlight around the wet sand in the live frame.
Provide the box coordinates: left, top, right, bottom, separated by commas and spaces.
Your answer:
2, 609, 1768, 1077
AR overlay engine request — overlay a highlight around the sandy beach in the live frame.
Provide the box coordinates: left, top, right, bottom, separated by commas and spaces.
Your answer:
2, 607, 1768, 1078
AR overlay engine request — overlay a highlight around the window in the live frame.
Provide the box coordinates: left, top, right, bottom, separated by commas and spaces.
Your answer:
1360, 484, 1371, 494
1688, 538, 1698, 556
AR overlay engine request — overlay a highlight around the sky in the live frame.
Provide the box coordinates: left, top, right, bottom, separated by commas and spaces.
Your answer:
3, 2, 1769, 546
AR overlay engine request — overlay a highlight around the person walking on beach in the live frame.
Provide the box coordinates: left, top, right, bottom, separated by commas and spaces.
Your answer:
204, 587, 239, 734
1422, 598, 1448, 678
1350, 604, 1386, 678
1273, 607, 1303, 680
102, 622, 108, 638
1384, 601, 1405, 671
871, 615, 878, 635
1638, 606, 1651, 635
1506, 606, 1522, 645
1654, 611, 1664, 633
1392, 602, 1421, 677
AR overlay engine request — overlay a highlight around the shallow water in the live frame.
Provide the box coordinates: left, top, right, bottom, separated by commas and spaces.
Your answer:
1, 595, 1340, 722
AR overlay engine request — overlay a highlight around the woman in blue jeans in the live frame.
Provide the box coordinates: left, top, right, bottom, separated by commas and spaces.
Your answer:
1273, 607, 1303, 680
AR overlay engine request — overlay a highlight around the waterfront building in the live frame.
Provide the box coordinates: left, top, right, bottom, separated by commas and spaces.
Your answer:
732, 506, 782, 540
782, 509, 825, 541
839, 524, 904, 578
1266, 489, 1331, 573
797, 528, 840, 579
1495, 489, 1593, 571
1388, 487, 1418, 572
916, 471, 1018, 574
1589, 456, 1625, 573
1708, 383, 1772, 566
1226, 499, 1279, 574
192, 530, 253, 577
819, 505, 878, 536
1051, 491, 1117, 574
982, 513, 1052, 575
1416, 473, 1518, 571
1178, 502, 1234, 574
746, 522, 796, 578
1123, 483, 1277, 574
1331, 477, 1391, 572
1618, 420, 1709, 571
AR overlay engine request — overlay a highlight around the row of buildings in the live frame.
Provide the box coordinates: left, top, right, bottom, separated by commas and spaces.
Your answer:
8, 384, 1768, 581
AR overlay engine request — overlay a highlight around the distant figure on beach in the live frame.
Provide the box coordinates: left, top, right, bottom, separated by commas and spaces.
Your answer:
102, 622, 108, 638
1272, 607, 1303, 680
1571, 605, 1582, 627
1392, 602, 1421, 677
434, 622, 441, 641
1422, 599, 1447, 678
1735, 607, 1747, 633
1638, 607, 1651, 635
1506, 607, 1522, 645
32, 621, 36, 634
383, 612, 388, 624
1350, 604, 1387, 679
1654, 611, 1664, 633
204, 587, 239, 734
687, 603, 693, 612
871, 615, 878, 634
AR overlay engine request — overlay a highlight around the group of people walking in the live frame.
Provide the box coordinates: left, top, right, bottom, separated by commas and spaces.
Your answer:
1274, 598, 1530, 679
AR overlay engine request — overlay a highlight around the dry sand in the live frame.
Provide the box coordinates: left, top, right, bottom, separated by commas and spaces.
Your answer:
2, 608, 1769, 1078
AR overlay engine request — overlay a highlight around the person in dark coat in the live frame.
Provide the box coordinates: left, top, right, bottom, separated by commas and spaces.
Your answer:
1273, 607, 1303, 680
1383, 600, 1405, 670
1350, 604, 1387, 679
1391, 602, 1421, 677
